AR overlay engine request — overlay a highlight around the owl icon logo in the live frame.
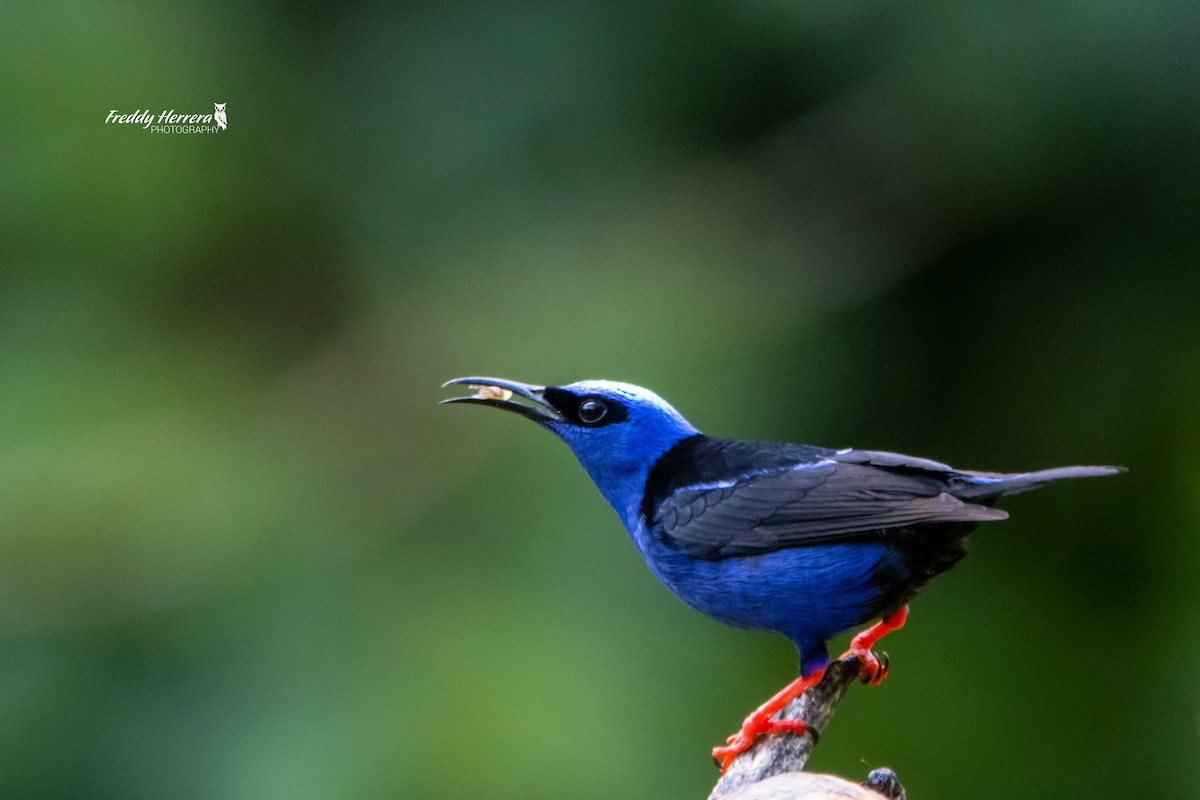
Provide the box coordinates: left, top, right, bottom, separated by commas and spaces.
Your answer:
214, 102, 227, 130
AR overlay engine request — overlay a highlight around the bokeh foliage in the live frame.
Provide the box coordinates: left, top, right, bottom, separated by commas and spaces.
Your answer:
2, 1, 1198, 798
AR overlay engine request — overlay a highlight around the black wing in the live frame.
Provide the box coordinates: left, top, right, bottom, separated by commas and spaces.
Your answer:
648, 440, 1007, 560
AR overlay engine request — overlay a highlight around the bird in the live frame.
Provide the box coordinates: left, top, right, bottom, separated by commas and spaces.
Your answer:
441, 377, 1123, 771
213, 102, 227, 130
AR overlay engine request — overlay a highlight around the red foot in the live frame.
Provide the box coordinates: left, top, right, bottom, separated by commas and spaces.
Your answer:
711, 667, 825, 774
839, 606, 908, 685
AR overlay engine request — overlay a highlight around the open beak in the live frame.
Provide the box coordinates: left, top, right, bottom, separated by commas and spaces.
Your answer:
441, 377, 562, 424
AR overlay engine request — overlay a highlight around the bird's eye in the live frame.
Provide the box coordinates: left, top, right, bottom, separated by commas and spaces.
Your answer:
578, 398, 608, 425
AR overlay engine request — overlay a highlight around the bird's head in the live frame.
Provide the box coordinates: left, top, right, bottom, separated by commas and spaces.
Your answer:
442, 377, 699, 526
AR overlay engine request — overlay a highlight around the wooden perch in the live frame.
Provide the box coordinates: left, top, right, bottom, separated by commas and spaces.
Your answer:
715, 771, 904, 800
708, 656, 895, 800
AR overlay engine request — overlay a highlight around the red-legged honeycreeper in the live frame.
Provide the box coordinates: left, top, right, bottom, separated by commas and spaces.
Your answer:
441, 377, 1124, 771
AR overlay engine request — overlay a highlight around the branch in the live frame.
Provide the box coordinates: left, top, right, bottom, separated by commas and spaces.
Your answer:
710, 769, 907, 800
708, 656, 863, 800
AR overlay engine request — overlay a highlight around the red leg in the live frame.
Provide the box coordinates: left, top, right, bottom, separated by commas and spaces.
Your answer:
711, 666, 826, 773
839, 605, 908, 685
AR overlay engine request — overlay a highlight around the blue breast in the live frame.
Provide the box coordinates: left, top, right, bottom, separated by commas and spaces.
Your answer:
633, 518, 902, 670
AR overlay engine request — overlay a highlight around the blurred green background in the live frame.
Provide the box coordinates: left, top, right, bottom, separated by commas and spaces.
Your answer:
3, 1, 1198, 798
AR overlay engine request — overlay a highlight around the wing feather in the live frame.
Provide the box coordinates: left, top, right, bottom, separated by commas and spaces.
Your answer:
655, 452, 1007, 559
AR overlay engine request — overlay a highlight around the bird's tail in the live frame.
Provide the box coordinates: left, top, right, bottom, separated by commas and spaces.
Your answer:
954, 465, 1126, 500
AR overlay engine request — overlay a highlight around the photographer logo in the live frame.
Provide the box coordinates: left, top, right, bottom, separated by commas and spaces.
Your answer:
105, 102, 228, 134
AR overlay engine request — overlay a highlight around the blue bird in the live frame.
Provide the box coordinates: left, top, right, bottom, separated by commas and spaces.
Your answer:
442, 377, 1123, 771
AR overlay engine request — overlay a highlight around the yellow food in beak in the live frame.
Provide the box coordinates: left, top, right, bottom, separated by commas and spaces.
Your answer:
473, 385, 513, 401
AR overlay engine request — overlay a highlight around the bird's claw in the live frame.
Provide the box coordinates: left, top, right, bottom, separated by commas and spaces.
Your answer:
844, 648, 890, 685
711, 668, 827, 773
868, 651, 890, 685
712, 716, 811, 773
713, 737, 751, 772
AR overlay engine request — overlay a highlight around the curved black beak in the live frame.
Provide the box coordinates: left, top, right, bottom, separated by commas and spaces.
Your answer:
441, 376, 562, 424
